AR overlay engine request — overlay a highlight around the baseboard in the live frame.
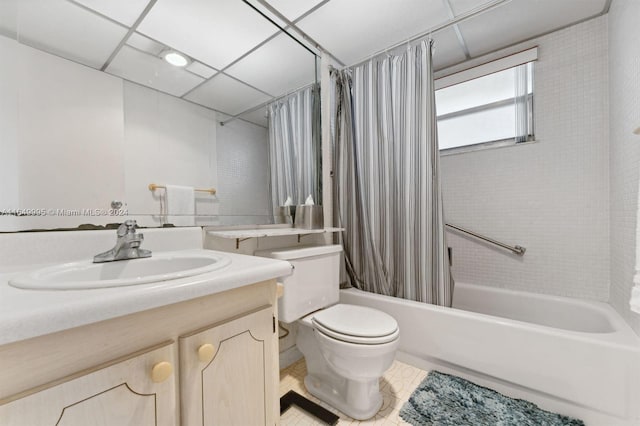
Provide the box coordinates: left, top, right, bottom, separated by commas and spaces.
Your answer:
279, 345, 303, 369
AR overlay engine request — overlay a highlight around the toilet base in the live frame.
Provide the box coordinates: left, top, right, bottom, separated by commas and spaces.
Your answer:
295, 311, 397, 420
303, 374, 383, 420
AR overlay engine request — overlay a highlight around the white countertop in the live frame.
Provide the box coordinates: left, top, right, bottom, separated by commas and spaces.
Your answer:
0, 249, 292, 346
207, 227, 344, 239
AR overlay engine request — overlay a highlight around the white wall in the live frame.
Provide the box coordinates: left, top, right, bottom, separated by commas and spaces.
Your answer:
439, 16, 610, 301
0, 36, 19, 231
17, 41, 126, 219
216, 120, 271, 225
123, 82, 219, 228
0, 37, 126, 230
608, 0, 640, 335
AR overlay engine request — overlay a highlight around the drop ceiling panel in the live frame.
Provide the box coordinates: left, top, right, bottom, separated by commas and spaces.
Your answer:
432, 28, 468, 70
126, 32, 164, 56
17, 0, 127, 69
241, 0, 289, 28
264, 0, 326, 21
448, 0, 496, 16
71, 0, 150, 26
187, 61, 217, 79
238, 107, 269, 128
458, 0, 606, 57
297, 0, 450, 65
106, 45, 204, 97
185, 74, 272, 116
225, 33, 316, 98
137, 0, 280, 70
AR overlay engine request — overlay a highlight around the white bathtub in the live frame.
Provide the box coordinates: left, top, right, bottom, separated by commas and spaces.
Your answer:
340, 283, 640, 425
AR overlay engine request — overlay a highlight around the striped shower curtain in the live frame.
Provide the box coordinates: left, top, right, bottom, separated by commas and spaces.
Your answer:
268, 84, 321, 211
333, 40, 454, 306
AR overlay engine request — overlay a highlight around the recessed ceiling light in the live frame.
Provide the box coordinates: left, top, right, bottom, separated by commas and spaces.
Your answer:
162, 50, 190, 67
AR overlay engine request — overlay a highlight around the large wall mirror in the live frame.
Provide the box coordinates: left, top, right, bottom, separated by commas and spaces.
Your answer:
0, 0, 320, 232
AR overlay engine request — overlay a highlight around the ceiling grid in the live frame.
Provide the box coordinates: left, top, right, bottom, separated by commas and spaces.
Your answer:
99, 0, 158, 71
11, 0, 608, 126
442, 0, 471, 60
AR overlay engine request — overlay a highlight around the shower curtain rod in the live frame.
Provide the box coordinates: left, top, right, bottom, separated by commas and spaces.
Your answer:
341, 0, 512, 71
219, 81, 319, 126
223, 0, 512, 127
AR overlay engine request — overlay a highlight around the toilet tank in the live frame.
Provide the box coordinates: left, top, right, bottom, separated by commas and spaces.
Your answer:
254, 245, 342, 323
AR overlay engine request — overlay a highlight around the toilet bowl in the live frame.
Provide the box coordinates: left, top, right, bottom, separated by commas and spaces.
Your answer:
297, 304, 399, 419
254, 245, 399, 420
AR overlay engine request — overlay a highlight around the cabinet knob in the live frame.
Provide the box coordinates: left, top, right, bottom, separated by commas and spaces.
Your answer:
198, 343, 216, 363
151, 361, 173, 383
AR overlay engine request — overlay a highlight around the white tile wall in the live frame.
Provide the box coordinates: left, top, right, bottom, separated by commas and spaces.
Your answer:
608, 0, 640, 334
439, 16, 610, 300
216, 120, 272, 225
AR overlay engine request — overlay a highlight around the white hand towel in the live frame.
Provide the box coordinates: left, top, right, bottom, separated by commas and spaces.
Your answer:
165, 185, 195, 226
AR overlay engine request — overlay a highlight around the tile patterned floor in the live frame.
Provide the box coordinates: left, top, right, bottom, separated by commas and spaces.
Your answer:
279, 359, 428, 425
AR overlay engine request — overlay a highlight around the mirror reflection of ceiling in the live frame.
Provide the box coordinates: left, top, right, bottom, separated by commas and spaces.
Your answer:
4, 0, 321, 128
2, 0, 607, 128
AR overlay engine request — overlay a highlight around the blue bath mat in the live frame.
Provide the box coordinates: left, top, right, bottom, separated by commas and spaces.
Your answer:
400, 371, 585, 426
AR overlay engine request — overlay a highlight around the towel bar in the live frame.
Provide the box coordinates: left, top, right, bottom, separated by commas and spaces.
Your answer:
148, 183, 216, 195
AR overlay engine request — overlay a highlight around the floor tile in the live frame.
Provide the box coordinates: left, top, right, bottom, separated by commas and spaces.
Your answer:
279, 358, 427, 425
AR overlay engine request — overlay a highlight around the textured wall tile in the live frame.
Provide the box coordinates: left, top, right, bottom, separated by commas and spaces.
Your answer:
440, 16, 610, 301
216, 120, 272, 225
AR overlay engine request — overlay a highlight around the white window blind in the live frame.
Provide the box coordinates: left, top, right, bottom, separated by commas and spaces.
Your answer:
435, 47, 537, 152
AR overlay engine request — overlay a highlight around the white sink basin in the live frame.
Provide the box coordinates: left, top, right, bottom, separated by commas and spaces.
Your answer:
9, 251, 232, 290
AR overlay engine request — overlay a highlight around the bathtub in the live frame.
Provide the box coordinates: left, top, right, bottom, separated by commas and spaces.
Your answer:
340, 283, 640, 425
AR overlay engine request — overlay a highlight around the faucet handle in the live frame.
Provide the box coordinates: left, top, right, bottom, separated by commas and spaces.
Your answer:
117, 220, 138, 237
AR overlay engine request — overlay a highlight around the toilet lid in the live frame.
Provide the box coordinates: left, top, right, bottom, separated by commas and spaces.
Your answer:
311, 304, 399, 344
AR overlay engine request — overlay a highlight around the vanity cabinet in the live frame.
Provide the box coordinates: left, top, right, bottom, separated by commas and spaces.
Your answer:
0, 280, 280, 426
180, 306, 277, 426
0, 343, 176, 426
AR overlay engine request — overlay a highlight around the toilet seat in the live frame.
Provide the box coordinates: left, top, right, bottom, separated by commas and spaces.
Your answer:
311, 304, 399, 345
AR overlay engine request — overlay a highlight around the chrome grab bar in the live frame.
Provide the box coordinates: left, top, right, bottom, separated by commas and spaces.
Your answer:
445, 223, 526, 256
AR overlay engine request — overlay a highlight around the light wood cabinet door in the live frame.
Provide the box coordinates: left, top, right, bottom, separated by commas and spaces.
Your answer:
180, 306, 278, 426
0, 342, 177, 426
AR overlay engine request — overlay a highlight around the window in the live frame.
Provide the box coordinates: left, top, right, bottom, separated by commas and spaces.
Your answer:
435, 48, 536, 153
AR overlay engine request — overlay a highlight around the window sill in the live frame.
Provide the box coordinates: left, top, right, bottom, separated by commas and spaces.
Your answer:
439, 138, 538, 157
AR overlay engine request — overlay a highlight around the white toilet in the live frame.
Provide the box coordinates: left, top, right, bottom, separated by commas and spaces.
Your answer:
255, 245, 399, 420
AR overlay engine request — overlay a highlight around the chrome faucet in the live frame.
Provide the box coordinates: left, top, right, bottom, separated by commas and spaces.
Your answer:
93, 220, 152, 263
